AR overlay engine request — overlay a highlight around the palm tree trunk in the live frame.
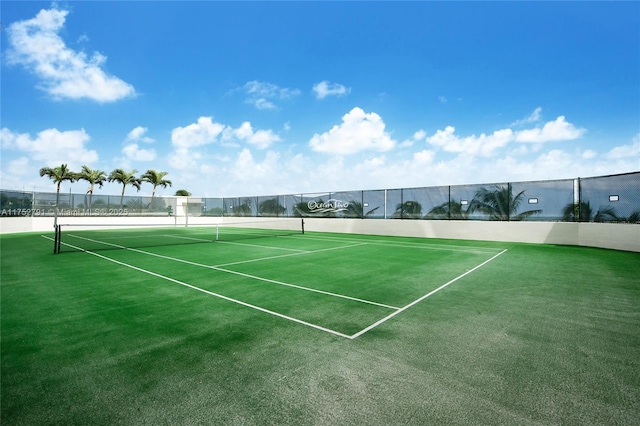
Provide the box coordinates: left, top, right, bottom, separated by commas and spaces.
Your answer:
55, 183, 61, 228
88, 186, 94, 210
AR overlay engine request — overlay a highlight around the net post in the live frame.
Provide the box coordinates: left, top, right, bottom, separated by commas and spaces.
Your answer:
53, 224, 60, 254
216, 224, 220, 241
301, 218, 305, 235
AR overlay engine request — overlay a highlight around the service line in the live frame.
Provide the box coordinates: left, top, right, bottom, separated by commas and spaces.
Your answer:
348, 249, 508, 339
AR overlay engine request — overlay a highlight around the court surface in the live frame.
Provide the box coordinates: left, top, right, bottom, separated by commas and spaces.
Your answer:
2, 229, 639, 425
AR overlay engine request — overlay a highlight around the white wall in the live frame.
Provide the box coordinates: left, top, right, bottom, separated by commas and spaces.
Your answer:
1, 216, 638, 253
301, 218, 640, 252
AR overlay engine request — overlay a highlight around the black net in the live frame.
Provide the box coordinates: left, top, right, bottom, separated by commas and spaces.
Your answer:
55, 220, 304, 253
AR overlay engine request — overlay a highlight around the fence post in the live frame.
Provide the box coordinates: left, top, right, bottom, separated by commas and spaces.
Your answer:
577, 177, 582, 222
507, 182, 512, 221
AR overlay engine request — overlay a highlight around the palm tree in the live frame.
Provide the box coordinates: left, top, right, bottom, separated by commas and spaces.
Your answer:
76, 165, 106, 210
426, 200, 470, 220
393, 200, 423, 219
469, 185, 541, 221
39, 164, 76, 227
594, 206, 620, 223
561, 200, 619, 222
233, 201, 252, 216
141, 169, 172, 198
258, 198, 286, 217
108, 169, 141, 208
561, 201, 592, 222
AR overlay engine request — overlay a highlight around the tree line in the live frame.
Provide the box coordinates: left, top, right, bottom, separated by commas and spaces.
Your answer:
38, 164, 188, 210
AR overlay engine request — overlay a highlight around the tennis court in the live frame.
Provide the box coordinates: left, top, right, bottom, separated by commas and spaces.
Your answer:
2, 225, 639, 424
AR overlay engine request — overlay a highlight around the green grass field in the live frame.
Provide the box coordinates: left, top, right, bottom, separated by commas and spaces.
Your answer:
2, 227, 639, 425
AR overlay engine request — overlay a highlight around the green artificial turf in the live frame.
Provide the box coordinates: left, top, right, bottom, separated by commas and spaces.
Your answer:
1, 229, 639, 425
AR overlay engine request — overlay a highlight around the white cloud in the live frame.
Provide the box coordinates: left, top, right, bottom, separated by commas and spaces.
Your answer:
510, 107, 542, 127
126, 126, 154, 143
438, 96, 448, 104
254, 98, 276, 110
515, 116, 586, 143
168, 117, 281, 172
6, 6, 135, 103
413, 149, 435, 164
169, 148, 201, 171
399, 129, 427, 148
312, 81, 351, 99
7, 157, 31, 176
424, 115, 585, 157
605, 136, 640, 160
242, 80, 300, 110
0, 127, 98, 169
232, 149, 282, 183
229, 122, 280, 149
114, 126, 157, 168
309, 107, 396, 155
121, 144, 156, 162
171, 117, 226, 149
425, 126, 514, 157
169, 117, 226, 171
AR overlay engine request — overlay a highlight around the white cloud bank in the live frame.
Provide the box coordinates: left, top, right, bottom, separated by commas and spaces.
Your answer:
169, 117, 282, 172
514, 116, 586, 143
3, 111, 636, 198
6, 6, 135, 103
417, 116, 586, 158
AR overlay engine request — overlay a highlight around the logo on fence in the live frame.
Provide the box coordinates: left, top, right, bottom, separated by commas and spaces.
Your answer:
307, 199, 350, 213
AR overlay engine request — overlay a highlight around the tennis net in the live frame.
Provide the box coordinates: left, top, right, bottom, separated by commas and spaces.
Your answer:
54, 219, 304, 253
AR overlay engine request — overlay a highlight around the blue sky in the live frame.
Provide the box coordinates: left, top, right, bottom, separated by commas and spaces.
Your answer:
1, 1, 639, 198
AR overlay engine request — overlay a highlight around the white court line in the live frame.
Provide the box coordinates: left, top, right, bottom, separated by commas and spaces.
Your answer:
163, 234, 214, 243
348, 249, 508, 339
44, 234, 507, 339
214, 242, 367, 267
41, 235, 352, 339
64, 234, 398, 310
217, 240, 310, 253
286, 234, 503, 254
